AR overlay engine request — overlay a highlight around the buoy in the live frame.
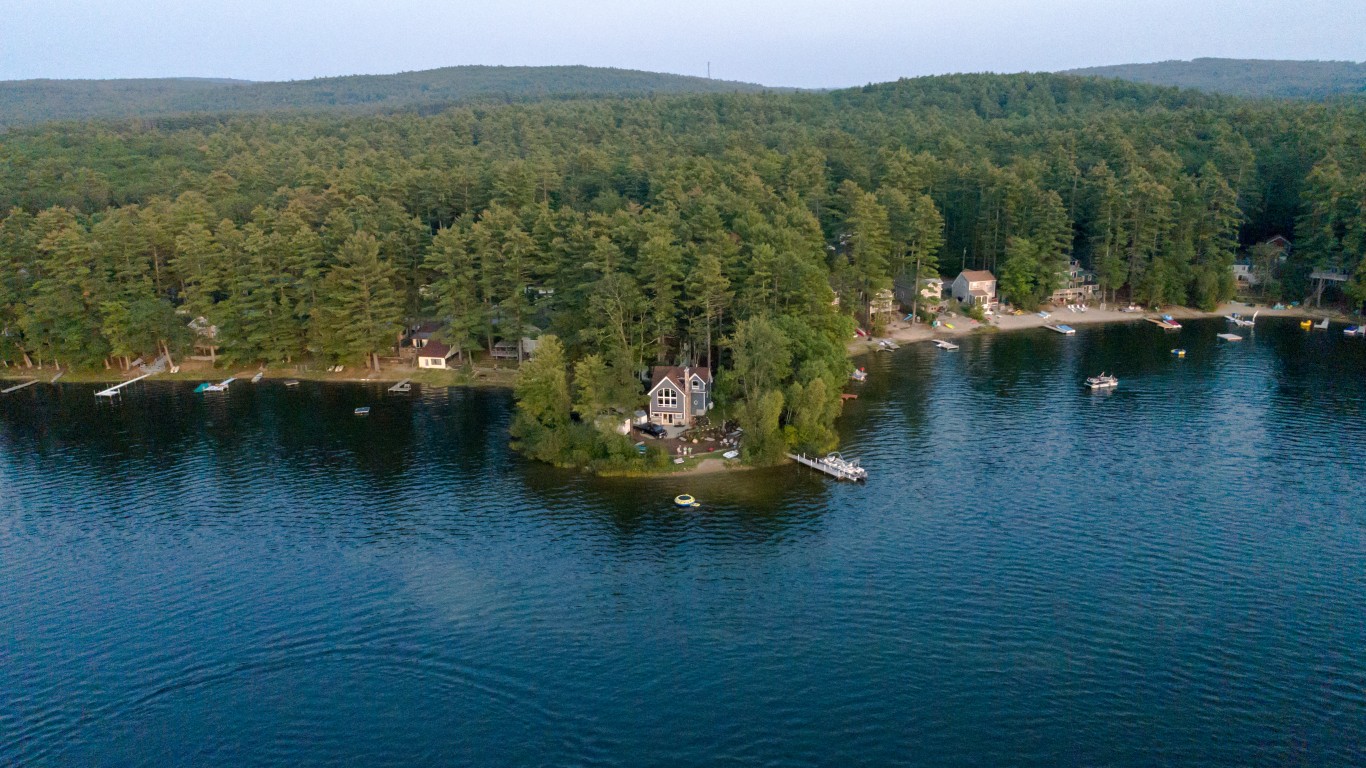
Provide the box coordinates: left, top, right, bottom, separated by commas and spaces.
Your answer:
1171, 348, 1186, 358
674, 494, 696, 507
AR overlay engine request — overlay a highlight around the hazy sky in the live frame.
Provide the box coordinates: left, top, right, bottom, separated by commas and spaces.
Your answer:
3, 0, 1364, 87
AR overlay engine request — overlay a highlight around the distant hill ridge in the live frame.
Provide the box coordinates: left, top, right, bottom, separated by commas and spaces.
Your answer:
1065, 58, 1366, 99
0, 65, 781, 127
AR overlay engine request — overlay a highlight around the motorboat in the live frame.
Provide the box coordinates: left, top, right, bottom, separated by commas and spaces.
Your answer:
1161, 314, 1182, 329
1086, 373, 1118, 390
1345, 326, 1365, 338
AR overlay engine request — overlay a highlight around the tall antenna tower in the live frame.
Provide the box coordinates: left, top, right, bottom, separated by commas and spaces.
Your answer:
707, 62, 711, 79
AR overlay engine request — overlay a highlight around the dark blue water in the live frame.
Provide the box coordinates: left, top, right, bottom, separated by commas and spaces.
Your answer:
2, 318, 1363, 766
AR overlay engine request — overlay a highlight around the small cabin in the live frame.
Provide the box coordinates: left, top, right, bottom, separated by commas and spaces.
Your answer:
416, 340, 457, 369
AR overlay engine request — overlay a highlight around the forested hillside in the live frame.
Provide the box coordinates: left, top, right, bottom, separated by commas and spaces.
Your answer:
1066, 58, 1366, 99
3, 72, 1365, 464
0, 66, 776, 127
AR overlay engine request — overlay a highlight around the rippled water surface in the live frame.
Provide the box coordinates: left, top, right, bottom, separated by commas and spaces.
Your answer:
2, 318, 1364, 766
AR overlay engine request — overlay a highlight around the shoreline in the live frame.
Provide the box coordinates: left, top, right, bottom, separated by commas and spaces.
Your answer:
5, 300, 1358, 481
847, 300, 1356, 354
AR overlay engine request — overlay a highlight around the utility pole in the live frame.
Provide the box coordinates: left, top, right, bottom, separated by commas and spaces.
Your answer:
707, 62, 711, 79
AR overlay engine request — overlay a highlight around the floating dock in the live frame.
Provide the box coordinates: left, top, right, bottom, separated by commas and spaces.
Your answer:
95, 372, 156, 398
788, 452, 868, 482
932, 339, 959, 350
388, 379, 412, 393
1, 379, 38, 394
1044, 324, 1076, 335
1217, 333, 1243, 342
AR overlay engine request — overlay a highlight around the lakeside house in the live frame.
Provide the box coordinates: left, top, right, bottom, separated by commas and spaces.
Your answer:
647, 365, 712, 427
1232, 262, 1261, 288
951, 270, 997, 309
416, 340, 457, 369
868, 288, 898, 323
1049, 261, 1100, 304
490, 336, 540, 362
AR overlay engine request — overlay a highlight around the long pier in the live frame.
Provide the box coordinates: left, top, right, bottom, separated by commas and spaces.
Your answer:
95, 372, 156, 398
1, 379, 38, 394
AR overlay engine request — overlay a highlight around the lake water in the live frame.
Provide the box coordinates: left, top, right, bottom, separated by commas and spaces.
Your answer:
2, 318, 1363, 766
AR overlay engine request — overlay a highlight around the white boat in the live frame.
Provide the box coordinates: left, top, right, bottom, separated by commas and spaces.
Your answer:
354, 406, 371, 416
1313, 317, 1329, 330
1085, 373, 1118, 390
1225, 310, 1259, 328
1345, 326, 1365, 338
850, 368, 868, 382
284, 380, 300, 387
251, 371, 264, 383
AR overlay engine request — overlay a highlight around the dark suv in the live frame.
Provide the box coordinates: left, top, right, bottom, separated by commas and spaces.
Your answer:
633, 422, 667, 439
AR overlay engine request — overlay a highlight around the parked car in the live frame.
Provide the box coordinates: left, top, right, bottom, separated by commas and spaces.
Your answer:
633, 422, 667, 439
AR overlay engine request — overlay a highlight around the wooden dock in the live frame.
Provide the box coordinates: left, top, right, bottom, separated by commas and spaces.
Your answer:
96, 372, 156, 397
388, 379, 412, 393
1, 379, 38, 394
1145, 317, 1181, 330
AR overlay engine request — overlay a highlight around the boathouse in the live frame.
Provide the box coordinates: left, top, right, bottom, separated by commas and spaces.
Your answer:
646, 365, 712, 427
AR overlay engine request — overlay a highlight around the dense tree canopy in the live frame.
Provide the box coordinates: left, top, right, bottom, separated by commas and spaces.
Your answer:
1, 72, 1364, 460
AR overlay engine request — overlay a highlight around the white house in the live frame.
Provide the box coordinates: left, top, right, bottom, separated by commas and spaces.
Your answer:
416, 340, 457, 369
951, 270, 997, 308
1232, 262, 1262, 288
647, 366, 712, 427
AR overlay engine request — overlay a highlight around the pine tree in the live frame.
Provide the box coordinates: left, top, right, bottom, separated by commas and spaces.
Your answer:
313, 232, 403, 369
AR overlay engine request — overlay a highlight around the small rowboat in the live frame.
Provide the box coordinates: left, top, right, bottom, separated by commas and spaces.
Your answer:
674, 494, 700, 508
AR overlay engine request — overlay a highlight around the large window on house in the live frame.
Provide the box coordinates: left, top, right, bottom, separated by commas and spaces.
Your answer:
657, 387, 678, 408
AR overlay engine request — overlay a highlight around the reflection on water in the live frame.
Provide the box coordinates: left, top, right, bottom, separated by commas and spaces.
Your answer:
1, 318, 1364, 767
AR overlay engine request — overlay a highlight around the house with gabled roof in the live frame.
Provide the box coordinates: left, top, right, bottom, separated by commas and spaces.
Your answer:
646, 365, 712, 427
951, 270, 997, 308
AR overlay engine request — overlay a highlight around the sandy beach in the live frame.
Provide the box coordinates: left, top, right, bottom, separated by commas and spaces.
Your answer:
850, 300, 1351, 353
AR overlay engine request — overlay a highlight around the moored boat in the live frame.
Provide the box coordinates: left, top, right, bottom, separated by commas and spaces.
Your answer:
1345, 325, 1365, 338
850, 368, 868, 382
1171, 348, 1186, 358
354, 406, 371, 416
1085, 373, 1118, 390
